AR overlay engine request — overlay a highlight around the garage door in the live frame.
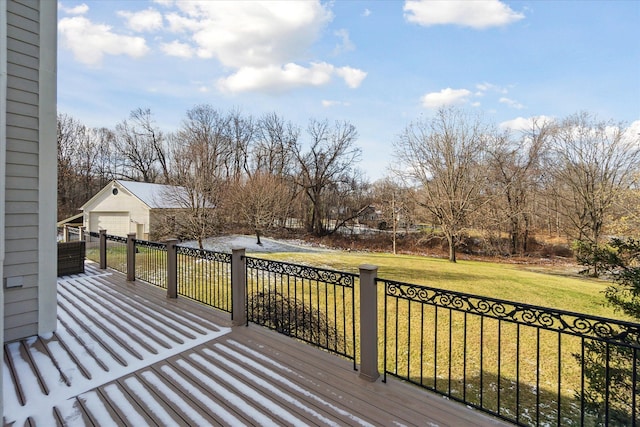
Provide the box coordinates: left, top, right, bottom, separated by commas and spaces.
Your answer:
90, 212, 130, 237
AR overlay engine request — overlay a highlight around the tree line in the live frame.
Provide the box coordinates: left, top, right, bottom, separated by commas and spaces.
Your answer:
58, 106, 640, 259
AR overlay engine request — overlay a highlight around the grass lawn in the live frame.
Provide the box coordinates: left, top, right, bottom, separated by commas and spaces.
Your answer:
260, 250, 627, 321
261, 250, 636, 425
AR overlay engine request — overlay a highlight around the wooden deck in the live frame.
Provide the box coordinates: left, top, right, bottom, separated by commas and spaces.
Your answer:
3, 263, 510, 426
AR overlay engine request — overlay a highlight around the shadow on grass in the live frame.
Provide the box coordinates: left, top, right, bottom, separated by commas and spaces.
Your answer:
397, 371, 631, 427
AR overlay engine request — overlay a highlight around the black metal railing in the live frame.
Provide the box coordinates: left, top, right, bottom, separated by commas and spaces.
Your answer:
76, 231, 639, 426
176, 246, 232, 312
382, 278, 640, 427
134, 239, 167, 289
105, 234, 127, 273
85, 231, 100, 263
245, 256, 357, 368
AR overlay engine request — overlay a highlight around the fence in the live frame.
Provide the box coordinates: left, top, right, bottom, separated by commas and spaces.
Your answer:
176, 245, 232, 312
134, 239, 167, 288
86, 231, 100, 263
81, 231, 639, 426
245, 256, 358, 368
382, 278, 640, 427
105, 234, 127, 273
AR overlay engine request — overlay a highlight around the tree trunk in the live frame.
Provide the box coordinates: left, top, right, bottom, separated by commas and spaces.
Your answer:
446, 233, 457, 263
256, 229, 262, 245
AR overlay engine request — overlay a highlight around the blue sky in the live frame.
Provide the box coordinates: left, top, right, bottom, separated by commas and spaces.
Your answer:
57, 0, 640, 180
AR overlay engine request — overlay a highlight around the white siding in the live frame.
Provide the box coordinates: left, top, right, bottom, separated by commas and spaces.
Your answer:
84, 183, 152, 237
3, 0, 40, 342
2, 0, 56, 345
89, 212, 131, 236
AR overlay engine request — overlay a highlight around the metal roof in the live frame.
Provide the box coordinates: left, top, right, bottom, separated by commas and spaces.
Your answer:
116, 180, 189, 209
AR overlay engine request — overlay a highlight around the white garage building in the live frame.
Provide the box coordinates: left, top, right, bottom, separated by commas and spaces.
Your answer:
81, 180, 188, 240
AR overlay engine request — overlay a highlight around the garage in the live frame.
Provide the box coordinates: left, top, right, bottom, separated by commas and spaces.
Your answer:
82, 180, 190, 240
89, 212, 130, 237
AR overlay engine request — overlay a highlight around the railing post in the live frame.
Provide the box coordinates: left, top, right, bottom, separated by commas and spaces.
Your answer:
359, 264, 379, 382
99, 230, 107, 269
166, 239, 178, 299
231, 247, 246, 326
78, 226, 85, 242
63, 224, 70, 242
126, 233, 136, 282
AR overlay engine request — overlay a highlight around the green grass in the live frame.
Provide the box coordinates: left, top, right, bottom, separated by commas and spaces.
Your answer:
259, 250, 635, 425
85, 245, 635, 425
260, 251, 625, 320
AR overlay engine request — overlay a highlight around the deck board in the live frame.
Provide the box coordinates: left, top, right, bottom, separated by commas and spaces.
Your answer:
3, 262, 509, 426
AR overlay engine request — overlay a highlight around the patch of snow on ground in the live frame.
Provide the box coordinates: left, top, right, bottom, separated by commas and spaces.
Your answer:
181, 234, 330, 254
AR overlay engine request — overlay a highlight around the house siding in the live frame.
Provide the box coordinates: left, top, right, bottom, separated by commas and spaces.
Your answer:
1, 0, 58, 354
84, 186, 151, 237
3, 0, 40, 342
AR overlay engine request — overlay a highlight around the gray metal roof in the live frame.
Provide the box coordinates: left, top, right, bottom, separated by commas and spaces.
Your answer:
117, 180, 189, 209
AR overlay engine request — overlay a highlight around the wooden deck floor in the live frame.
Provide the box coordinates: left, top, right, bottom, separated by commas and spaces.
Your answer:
3, 263, 510, 426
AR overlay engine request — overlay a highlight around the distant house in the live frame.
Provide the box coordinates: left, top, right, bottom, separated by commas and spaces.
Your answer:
81, 180, 192, 240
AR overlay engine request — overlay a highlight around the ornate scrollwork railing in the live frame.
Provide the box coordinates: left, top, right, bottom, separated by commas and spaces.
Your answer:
105, 234, 127, 244
245, 257, 355, 288
176, 245, 231, 264
134, 239, 167, 251
383, 279, 640, 348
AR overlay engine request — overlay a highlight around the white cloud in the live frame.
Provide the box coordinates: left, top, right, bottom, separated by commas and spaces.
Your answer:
217, 62, 365, 93
164, 12, 198, 33
421, 88, 471, 108
476, 82, 508, 94
117, 8, 163, 32
154, 1, 364, 93
404, 0, 524, 29
322, 100, 351, 107
165, 1, 332, 68
161, 40, 195, 58
59, 1, 366, 93
334, 29, 355, 55
335, 66, 367, 88
499, 115, 554, 131
58, 16, 149, 66
362, 8, 372, 17
499, 97, 525, 109
622, 120, 640, 146
59, 2, 89, 15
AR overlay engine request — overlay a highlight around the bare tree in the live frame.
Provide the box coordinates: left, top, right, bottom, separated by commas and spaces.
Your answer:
547, 113, 640, 248
113, 108, 166, 183
291, 119, 363, 236
485, 121, 548, 255
230, 173, 293, 244
252, 112, 299, 177
225, 109, 254, 181
393, 108, 491, 262
166, 105, 232, 247
371, 178, 415, 254
57, 114, 114, 218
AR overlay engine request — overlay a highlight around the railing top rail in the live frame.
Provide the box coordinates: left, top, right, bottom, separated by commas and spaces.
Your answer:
134, 239, 167, 250
245, 256, 356, 288
88, 231, 100, 238
105, 234, 127, 243
381, 277, 640, 348
175, 245, 231, 263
